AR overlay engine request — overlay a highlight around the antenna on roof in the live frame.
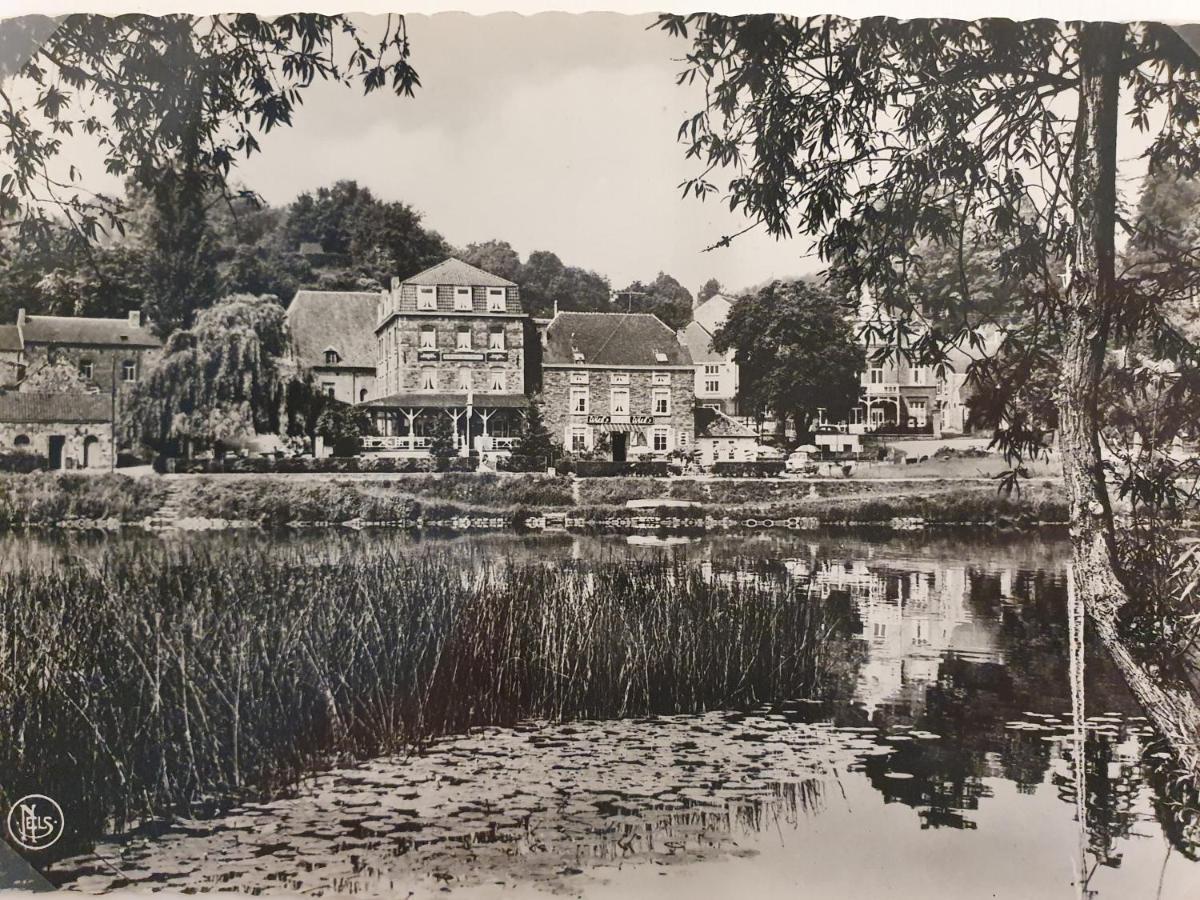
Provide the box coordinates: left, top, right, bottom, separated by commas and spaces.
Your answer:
610, 289, 647, 313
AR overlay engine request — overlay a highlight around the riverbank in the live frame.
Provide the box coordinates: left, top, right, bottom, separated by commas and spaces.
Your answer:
0, 471, 1069, 530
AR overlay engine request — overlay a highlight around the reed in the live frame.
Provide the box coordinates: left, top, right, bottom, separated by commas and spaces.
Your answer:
0, 545, 854, 852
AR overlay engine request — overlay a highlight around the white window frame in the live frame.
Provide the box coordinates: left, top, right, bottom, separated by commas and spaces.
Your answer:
704, 364, 720, 375
909, 399, 928, 426
487, 288, 506, 312
121, 360, 137, 383
652, 428, 669, 452
705, 379, 720, 393
652, 372, 671, 386
420, 368, 437, 391
489, 327, 505, 350
652, 388, 670, 416
457, 367, 472, 392
456, 327, 471, 350
610, 387, 630, 416
570, 426, 590, 452
489, 369, 505, 392
417, 286, 437, 310
454, 286, 473, 311
322, 382, 336, 398
79, 360, 94, 380
420, 326, 437, 349
869, 367, 885, 385
910, 366, 928, 386
570, 387, 590, 414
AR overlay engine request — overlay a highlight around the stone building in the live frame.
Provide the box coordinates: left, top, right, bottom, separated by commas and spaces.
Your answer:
0, 392, 114, 469
694, 406, 758, 466
364, 258, 530, 454
14, 309, 161, 393
286, 290, 378, 404
540, 311, 695, 461
678, 293, 740, 415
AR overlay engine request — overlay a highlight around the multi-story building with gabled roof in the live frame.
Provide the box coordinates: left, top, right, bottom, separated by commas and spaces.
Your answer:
539, 310, 695, 461
362, 257, 531, 454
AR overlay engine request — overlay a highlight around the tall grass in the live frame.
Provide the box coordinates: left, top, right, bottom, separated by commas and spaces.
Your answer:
0, 545, 855, 852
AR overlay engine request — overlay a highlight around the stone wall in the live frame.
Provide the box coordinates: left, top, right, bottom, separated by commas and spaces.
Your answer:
0, 420, 113, 469
377, 316, 526, 397
22, 343, 159, 395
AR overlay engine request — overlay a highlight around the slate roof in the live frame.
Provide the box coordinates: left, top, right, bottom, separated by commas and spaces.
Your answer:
695, 406, 757, 440
543, 312, 692, 367
287, 290, 380, 369
403, 258, 516, 288
21, 315, 160, 348
0, 391, 111, 424
678, 320, 725, 364
0, 325, 21, 352
365, 391, 529, 409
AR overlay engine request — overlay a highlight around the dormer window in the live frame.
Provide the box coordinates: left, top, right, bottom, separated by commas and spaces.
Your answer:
573, 350, 585, 363
324, 349, 340, 365
417, 286, 436, 310
487, 288, 506, 312
454, 287, 472, 311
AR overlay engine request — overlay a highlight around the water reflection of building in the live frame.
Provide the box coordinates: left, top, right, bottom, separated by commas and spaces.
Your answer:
816, 559, 1008, 718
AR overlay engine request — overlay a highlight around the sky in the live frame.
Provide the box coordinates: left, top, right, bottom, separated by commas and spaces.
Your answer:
218, 12, 825, 295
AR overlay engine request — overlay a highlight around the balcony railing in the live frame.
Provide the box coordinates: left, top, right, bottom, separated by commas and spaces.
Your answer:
362, 435, 432, 450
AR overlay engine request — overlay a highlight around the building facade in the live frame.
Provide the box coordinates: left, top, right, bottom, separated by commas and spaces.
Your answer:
364, 258, 529, 454
541, 311, 695, 461
0, 393, 114, 469
694, 406, 758, 465
286, 290, 379, 405
678, 293, 739, 414
14, 309, 160, 394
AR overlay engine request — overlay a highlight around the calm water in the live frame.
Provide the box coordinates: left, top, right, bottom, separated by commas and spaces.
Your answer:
6, 526, 1198, 899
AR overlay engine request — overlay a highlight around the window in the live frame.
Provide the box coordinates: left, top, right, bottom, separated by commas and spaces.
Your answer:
417, 286, 436, 310
705, 379, 720, 393
324, 349, 340, 365
321, 382, 336, 397
873, 622, 887, 639
869, 406, 886, 426
704, 364, 720, 375
121, 360, 137, 383
457, 367, 472, 392
420, 368, 437, 391
359, 388, 368, 403
610, 388, 630, 416
869, 367, 885, 385
910, 366, 928, 385
79, 359, 94, 380
679, 432, 688, 447
454, 287, 472, 311
909, 399, 928, 427
653, 428, 669, 452
609, 372, 630, 385
489, 327, 505, 350
653, 389, 670, 415
570, 427, 589, 452
487, 288, 506, 312
570, 387, 590, 414
13, 434, 30, 448
420, 326, 436, 349
489, 370, 505, 392
652, 372, 671, 386
456, 326, 472, 350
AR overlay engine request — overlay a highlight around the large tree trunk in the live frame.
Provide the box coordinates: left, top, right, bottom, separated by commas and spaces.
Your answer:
1062, 22, 1200, 775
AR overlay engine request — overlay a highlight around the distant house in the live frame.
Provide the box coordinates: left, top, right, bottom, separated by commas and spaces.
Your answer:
0, 392, 113, 469
286, 290, 380, 405
694, 406, 757, 466
541, 311, 695, 461
678, 293, 739, 414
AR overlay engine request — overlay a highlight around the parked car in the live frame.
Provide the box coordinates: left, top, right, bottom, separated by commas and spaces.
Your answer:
785, 448, 818, 475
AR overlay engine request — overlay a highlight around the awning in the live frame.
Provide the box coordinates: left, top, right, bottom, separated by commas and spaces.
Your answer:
594, 422, 649, 433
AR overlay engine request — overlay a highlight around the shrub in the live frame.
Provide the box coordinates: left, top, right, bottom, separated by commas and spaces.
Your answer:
573, 460, 671, 478
0, 473, 169, 525
168, 455, 475, 475
577, 477, 670, 506
0, 449, 47, 473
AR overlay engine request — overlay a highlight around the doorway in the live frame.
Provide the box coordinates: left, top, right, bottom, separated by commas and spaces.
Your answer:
83, 435, 99, 468
48, 435, 66, 469
611, 432, 627, 462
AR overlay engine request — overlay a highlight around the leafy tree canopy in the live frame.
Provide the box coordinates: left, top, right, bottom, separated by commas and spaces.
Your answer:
712, 278, 865, 437
615, 271, 694, 330
697, 277, 723, 304
458, 241, 611, 317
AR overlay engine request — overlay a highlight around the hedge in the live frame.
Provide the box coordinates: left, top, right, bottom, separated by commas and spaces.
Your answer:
712, 460, 786, 478
567, 460, 672, 478
169, 455, 477, 475
0, 450, 48, 473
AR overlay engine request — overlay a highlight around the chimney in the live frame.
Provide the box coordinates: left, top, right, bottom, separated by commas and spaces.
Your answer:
128, 309, 142, 328
16, 308, 25, 328
390, 275, 400, 291
553, 299, 559, 317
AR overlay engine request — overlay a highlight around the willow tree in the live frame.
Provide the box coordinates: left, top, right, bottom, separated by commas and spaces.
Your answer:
658, 16, 1200, 769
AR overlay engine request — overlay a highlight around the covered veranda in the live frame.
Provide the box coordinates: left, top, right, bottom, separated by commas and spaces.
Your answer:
360, 391, 529, 455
